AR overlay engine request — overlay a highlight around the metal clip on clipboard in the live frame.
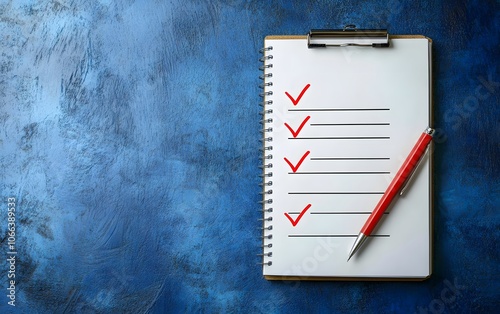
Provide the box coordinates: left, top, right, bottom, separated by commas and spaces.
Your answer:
307, 25, 390, 48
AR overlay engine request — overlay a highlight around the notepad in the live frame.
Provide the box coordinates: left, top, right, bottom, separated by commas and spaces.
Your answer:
260, 34, 432, 279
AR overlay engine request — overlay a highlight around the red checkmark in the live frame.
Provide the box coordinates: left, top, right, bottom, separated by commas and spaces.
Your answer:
284, 204, 312, 227
284, 116, 310, 138
284, 151, 310, 173
285, 84, 311, 106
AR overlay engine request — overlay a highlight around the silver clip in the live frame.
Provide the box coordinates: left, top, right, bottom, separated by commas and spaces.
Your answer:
308, 25, 390, 48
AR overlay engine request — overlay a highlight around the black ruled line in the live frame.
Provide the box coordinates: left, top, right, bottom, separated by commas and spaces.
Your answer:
288, 211, 390, 215
311, 157, 390, 160
288, 192, 384, 195
310, 123, 390, 126
288, 234, 390, 238
310, 212, 390, 215
288, 136, 390, 140
288, 108, 390, 112
288, 171, 390, 175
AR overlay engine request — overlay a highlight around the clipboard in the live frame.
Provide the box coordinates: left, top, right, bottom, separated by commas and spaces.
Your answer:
259, 26, 433, 280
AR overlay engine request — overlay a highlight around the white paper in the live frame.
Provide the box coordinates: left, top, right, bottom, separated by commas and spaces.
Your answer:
262, 37, 431, 278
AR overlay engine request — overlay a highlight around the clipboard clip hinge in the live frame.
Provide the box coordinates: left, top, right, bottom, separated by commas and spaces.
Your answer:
308, 25, 390, 48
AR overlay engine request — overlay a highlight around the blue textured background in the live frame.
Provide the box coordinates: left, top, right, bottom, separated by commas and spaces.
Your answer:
1, 1, 499, 313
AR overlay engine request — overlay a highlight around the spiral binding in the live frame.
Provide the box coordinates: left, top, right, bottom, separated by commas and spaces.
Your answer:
259, 45, 273, 267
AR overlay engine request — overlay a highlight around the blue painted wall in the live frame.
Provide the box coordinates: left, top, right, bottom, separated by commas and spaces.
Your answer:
0, 1, 498, 313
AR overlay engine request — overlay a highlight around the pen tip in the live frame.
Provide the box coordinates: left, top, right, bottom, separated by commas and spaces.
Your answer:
347, 232, 368, 262
347, 251, 354, 262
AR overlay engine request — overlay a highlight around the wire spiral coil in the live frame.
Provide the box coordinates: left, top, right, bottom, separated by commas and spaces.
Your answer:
259, 45, 274, 267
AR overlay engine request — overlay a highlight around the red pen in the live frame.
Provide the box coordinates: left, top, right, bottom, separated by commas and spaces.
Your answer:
348, 127, 435, 261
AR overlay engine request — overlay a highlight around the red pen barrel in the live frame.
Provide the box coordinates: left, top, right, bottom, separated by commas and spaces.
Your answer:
361, 131, 433, 235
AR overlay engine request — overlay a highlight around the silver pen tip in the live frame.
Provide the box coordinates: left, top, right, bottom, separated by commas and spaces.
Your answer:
347, 232, 368, 262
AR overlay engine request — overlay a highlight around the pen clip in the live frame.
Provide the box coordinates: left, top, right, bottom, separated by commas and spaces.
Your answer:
399, 146, 430, 196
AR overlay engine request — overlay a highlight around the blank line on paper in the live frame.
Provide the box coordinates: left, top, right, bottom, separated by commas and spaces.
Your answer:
288, 136, 390, 140
309, 212, 390, 215
288, 234, 390, 238
310, 157, 390, 160
288, 192, 385, 195
310, 123, 390, 126
288, 171, 390, 175
288, 108, 390, 112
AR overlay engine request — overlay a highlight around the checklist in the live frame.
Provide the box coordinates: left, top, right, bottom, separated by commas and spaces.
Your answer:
261, 35, 432, 279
